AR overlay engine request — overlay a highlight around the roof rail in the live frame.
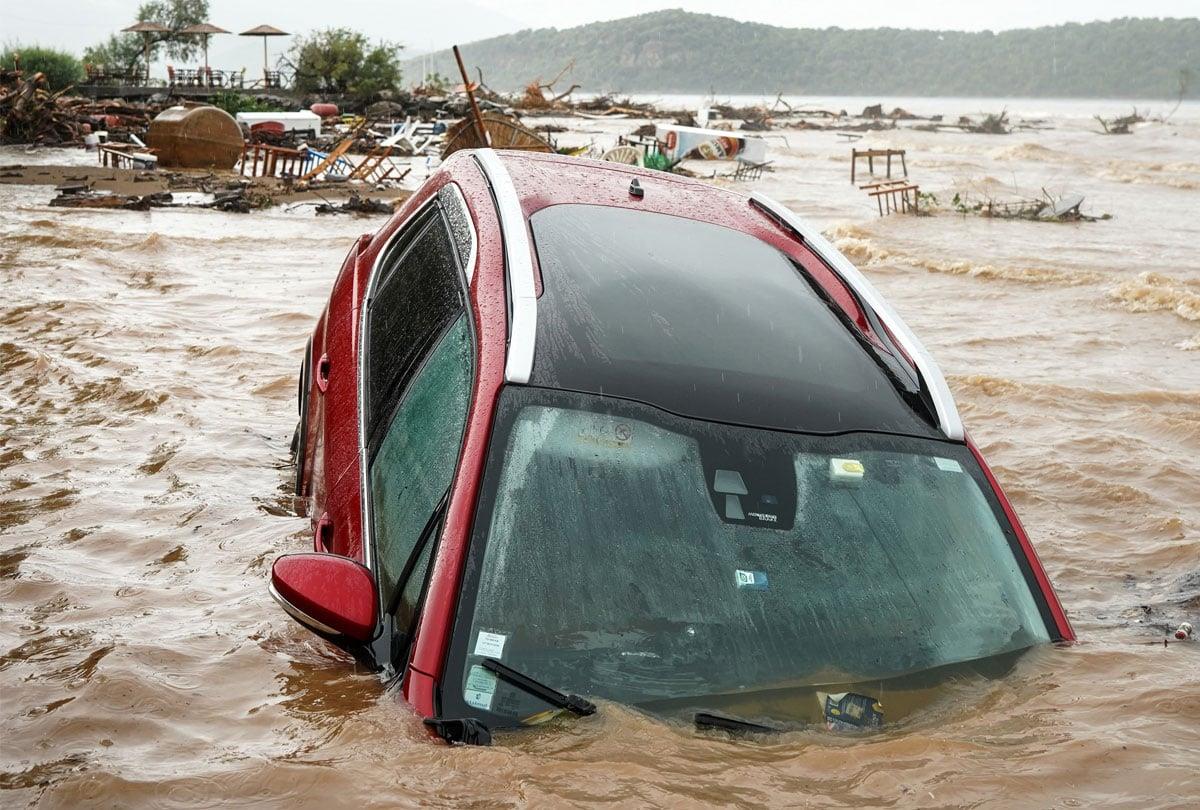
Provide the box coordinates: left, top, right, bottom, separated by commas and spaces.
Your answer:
475, 148, 537, 384
749, 191, 964, 441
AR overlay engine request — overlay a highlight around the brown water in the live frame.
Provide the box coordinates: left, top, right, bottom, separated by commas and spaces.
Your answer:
2, 101, 1198, 807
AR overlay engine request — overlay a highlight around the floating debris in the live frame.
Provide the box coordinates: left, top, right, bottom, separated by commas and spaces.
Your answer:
50, 189, 173, 209
1095, 108, 1145, 135
850, 148, 907, 185
313, 192, 394, 216
932, 190, 1111, 222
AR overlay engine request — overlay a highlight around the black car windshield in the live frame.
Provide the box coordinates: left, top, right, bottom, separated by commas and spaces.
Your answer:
445, 387, 1052, 727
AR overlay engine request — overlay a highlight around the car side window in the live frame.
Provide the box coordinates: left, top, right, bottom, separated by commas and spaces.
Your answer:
369, 314, 472, 614
365, 204, 465, 456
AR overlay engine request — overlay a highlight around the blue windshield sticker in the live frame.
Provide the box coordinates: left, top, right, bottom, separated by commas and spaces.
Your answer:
735, 569, 769, 590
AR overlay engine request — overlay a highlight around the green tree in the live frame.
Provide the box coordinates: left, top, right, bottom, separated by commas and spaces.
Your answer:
421, 71, 451, 93
1, 45, 84, 90
406, 11, 1200, 99
140, 0, 210, 61
81, 0, 209, 73
290, 28, 402, 100
81, 35, 145, 71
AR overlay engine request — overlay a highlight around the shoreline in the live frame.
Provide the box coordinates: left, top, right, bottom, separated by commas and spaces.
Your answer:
0, 162, 413, 211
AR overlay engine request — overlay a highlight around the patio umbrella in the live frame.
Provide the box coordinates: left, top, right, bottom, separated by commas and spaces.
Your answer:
239, 25, 289, 84
178, 22, 230, 73
121, 21, 171, 81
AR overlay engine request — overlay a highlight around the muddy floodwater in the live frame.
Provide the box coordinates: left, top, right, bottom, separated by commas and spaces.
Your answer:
2, 98, 1198, 807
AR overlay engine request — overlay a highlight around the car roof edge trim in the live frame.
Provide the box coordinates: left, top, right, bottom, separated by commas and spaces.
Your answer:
475, 148, 537, 384
749, 191, 965, 441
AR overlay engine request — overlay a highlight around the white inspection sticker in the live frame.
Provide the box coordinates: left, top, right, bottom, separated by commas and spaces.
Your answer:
735, 569, 769, 590
473, 630, 508, 659
934, 457, 963, 473
464, 665, 497, 711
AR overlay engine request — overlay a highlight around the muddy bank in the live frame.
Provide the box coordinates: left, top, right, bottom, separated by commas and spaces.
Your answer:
0, 163, 413, 210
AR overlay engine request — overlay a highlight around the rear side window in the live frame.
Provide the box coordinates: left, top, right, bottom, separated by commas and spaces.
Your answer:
370, 315, 473, 612
366, 205, 464, 455
363, 189, 475, 660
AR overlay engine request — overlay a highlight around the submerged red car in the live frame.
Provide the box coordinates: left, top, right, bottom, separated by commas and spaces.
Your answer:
273, 149, 1073, 744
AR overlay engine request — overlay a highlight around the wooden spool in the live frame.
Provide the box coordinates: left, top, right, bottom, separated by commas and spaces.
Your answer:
440, 113, 555, 159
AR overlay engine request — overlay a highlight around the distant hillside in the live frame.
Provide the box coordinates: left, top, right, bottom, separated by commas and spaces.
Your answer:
404, 10, 1199, 99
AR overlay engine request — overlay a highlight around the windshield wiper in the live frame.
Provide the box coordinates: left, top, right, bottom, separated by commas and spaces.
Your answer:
482, 658, 597, 716
694, 711, 781, 734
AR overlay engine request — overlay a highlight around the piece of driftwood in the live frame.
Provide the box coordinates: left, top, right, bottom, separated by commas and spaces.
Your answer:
453, 45, 490, 148
1095, 108, 1144, 135
520, 60, 579, 109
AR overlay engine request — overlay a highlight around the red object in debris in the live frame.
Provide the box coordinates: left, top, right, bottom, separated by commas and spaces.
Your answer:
310, 102, 339, 118
250, 121, 284, 137
104, 115, 121, 129
248, 121, 285, 145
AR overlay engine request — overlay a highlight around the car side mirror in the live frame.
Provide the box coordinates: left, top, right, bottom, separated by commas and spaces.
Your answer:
270, 552, 378, 643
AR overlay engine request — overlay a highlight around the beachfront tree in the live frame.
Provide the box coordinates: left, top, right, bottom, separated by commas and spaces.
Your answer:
140, 0, 209, 62
81, 0, 209, 73
289, 28, 403, 101
81, 35, 147, 73
1, 46, 84, 90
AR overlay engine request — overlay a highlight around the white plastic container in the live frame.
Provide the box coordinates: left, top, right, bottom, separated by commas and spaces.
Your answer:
235, 111, 322, 138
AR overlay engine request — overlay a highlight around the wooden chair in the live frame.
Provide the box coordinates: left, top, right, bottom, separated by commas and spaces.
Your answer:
300, 139, 356, 181
348, 145, 402, 183
240, 143, 305, 178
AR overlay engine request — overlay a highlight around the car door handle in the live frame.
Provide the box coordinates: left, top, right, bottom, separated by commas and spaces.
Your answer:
314, 513, 333, 552
316, 353, 331, 393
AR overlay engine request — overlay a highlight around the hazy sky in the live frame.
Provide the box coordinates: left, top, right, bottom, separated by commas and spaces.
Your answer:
3, 0, 1196, 73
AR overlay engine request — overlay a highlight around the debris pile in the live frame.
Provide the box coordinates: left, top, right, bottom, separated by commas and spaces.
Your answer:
313, 192, 395, 216
1095, 108, 1145, 135
931, 190, 1112, 222
49, 186, 173, 209
2, 68, 160, 145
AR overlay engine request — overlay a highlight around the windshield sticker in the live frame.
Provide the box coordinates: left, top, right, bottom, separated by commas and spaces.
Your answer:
829, 458, 865, 482
575, 422, 633, 449
818, 691, 884, 731
934, 457, 964, 473
473, 630, 508, 659
464, 665, 497, 711
735, 569, 769, 590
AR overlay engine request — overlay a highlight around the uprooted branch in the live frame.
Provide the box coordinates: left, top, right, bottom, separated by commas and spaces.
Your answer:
520, 60, 580, 109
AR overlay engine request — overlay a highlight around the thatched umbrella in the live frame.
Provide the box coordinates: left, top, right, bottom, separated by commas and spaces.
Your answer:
121, 21, 171, 81
239, 25, 289, 82
177, 22, 230, 73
